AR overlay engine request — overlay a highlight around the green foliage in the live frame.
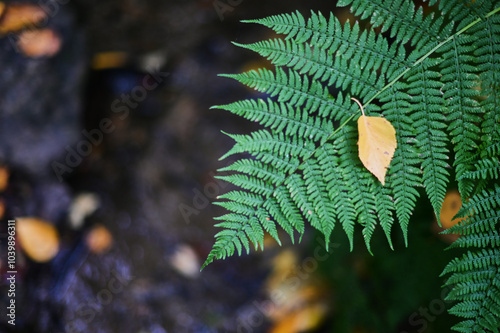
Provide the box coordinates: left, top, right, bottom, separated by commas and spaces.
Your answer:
204, 0, 500, 331
441, 147, 500, 331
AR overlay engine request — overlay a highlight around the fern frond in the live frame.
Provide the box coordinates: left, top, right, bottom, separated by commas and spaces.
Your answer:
407, 60, 450, 216
336, 125, 381, 252
338, 0, 452, 52
284, 173, 326, 240
207, 5, 500, 330
374, 183, 396, 250
218, 159, 285, 185
442, 185, 500, 331
245, 11, 410, 82
455, 185, 500, 219
207, 1, 500, 265
271, 185, 305, 240
449, 231, 500, 249
445, 211, 499, 238
483, 141, 500, 159
382, 84, 421, 243
301, 158, 336, 243
461, 157, 500, 181
459, 139, 500, 198
317, 142, 358, 249
434, 0, 494, 30
213, 98, 333, 142
219, 68, 352, 119
220, 130, 314, 162
442, 248, 500, 332
234, 38, 385, 100
475, 15, 500, 144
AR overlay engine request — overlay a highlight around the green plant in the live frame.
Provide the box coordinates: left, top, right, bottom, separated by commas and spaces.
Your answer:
203, 0, 500, 331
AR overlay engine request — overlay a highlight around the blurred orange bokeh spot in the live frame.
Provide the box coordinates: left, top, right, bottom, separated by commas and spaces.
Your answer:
434, 190, 467, 244
439, 190, 466, 229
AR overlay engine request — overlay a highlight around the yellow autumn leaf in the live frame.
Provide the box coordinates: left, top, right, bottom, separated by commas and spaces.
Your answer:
353, 98, 397, 185
17, 217, 60, 262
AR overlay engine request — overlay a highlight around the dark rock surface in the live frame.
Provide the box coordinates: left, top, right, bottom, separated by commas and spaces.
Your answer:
0, 0, 335, 332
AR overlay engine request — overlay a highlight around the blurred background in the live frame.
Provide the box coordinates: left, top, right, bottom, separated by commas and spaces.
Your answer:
0, 0, 462, 332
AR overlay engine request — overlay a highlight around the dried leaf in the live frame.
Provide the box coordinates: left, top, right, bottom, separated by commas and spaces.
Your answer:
69, 193, 100, 229
0, 165, 9, 192
17, 28, 61, 58
264, 249, 329, 331
169, 244, 200, 278
440, 190, 466, 229
265, 249, 298, 292
0, 199, 5, 219
353, 98, 397, 185
86, 224, 113, 254
0, 2, 6, 20
0, 3, 47, 34
17, 217, 60, 262
432, 190, 466, 243
91, 51, 128, 70
269, 303, 328, 333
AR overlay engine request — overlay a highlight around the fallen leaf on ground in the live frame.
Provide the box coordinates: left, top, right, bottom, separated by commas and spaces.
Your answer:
91, 51, 128, 70
86, 224, 113, 254
433, 190, 466, 243
0, 165, 8, 192
264, 248, 329, 332
353, 98, 397, 185
439, 190, 465, 229
0, 3, 47, 34
17, 217, 60, 262
0, 199, 5, 219
68, 193, 100, 229
17, 28, 61, 58
169, 244, 200, 278
0, 3, 5, 20
269, 302, 328, 333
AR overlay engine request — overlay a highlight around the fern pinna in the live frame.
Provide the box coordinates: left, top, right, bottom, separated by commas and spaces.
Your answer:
441, 141, 500, 332
204, 0, 500, 330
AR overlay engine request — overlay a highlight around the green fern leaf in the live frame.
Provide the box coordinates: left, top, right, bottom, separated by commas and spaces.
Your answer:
407, 59, 450, 216
442, 185, 500, 331
206, 3, 500, 330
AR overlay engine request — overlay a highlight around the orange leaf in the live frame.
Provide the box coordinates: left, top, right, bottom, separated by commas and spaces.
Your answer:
353, 98, 397, 185
0, 165, 9, 192
433, 190, 466, 243
0, 3, 6, 20
91, 51, 128, 70
16, 217, 60, 262
86, 224, 113, 254
0, 4, 47, 34
269, 303, 328, 333
439, 190, 466, 229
